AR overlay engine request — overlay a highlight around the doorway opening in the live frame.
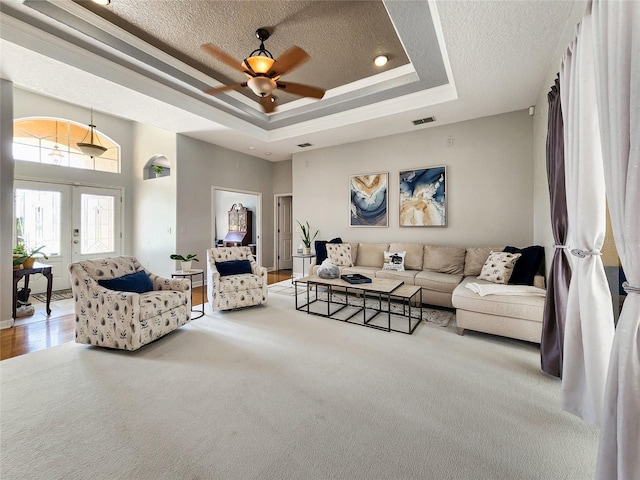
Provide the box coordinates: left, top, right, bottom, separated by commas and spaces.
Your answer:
211, 187, 262, 265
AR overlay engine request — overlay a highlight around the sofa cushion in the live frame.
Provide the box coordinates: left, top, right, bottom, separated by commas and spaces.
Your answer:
452, 277, 545, 322
389, 243, 424, 270
479, 251, 521, 284
216, 259, 252, 277
341, 266, 379, 276
503, 245, 544, 286
98, 271, 153, 293
326, 243, 353, 266
356, 243, 389, 267
139, 290, 188, 318
423, 246, 466, 274
375, 269, 418, 284
464, 246, 505, 276
414, 271, 463, 294
382, 251, 405, 271
218, 274, 263, 293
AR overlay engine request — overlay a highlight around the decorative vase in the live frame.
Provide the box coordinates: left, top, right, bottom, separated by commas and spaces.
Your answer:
303, 247, 311, 255
181, 261, 192, 272
22, 257, 36, 269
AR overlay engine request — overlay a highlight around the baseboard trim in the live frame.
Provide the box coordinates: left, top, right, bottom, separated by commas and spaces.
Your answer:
1, 318, 16, 329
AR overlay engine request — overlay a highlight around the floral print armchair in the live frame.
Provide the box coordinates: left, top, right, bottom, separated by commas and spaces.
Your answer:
207, 247, 268, 311
69, 256, 191, 351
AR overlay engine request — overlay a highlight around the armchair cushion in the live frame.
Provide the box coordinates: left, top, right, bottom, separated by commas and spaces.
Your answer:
216, 260, 252, 277
98, 271, 153, 293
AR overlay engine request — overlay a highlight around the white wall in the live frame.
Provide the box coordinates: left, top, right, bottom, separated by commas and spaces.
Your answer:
1, 80, 15, 326
131, 122, 177, 277
293, 110, 534, 248
273, 159, 292, 194
215, 190, 257, 244
175, 135, 276, 270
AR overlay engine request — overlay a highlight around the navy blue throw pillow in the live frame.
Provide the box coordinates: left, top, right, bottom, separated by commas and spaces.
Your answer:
216, 260, 252, 277
98, 270, 153, 293
503, 246, 544, 286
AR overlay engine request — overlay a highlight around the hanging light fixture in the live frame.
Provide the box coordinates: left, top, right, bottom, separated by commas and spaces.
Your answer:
77, 108, 107, 158
48, 120, 64, 164
242, 28, 277, 97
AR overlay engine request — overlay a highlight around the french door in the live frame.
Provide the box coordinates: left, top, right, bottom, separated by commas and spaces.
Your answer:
14, 180, 123, 293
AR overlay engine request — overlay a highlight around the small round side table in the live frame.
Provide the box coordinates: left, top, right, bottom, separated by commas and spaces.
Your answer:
171, 268, 205, 319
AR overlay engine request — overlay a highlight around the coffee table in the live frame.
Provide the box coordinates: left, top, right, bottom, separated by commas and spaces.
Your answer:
294, 275, 422, 334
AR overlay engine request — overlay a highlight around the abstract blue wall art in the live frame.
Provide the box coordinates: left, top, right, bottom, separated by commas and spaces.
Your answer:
349, 172, 388, 227
399, 166, 446, 227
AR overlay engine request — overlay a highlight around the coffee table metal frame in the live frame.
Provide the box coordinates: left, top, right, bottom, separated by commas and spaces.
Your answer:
294, 275, 422, 334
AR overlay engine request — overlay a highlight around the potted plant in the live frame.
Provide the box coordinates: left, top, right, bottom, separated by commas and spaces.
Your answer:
13, 245, 49, 269
297, 221, 318, 255
152, 165, 165, 177
170, 253, 199, 272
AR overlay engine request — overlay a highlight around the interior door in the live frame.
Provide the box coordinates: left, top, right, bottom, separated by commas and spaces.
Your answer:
277, 195, 293, 270
71, 186, 123, 263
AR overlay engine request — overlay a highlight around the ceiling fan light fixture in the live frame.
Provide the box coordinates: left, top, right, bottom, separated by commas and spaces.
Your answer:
374, 55, 388, 67
247, 76, 276, 97
243, 55, 275, 75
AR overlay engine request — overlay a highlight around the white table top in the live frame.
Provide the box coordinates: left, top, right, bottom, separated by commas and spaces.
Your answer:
172, 268, 204, 275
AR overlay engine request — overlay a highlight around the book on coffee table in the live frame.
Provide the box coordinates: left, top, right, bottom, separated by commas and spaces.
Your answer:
341, 274, 372, 284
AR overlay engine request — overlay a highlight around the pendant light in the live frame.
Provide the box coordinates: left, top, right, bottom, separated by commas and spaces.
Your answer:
48, 120, 64, 164
77, 108, 107, 158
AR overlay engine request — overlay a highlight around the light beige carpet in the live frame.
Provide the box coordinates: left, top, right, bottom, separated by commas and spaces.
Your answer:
0, 293, 599, 479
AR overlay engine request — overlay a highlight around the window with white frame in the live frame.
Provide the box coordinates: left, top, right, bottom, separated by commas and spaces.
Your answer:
13, 117, 120, 173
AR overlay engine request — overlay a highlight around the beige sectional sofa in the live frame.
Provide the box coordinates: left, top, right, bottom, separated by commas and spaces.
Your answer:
311, 242, 545, 344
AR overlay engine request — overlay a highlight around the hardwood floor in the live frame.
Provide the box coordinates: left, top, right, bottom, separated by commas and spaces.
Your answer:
0, 269, 292, 361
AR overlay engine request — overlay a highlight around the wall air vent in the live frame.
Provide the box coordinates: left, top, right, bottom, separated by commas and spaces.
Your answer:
297, 142, 313, 148
412, 116, 436, 126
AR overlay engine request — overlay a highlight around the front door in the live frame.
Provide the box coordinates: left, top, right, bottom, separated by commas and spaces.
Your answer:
14, 181, 123, 293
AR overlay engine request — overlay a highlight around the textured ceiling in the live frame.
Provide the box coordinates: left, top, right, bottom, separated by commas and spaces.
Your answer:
78, 0, 410, 105
0, 0, 586, 161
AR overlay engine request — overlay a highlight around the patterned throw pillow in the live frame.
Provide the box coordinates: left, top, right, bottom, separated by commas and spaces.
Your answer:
382, 251, 406, 271
478, 251, 522, 284
326, 243, 353, 266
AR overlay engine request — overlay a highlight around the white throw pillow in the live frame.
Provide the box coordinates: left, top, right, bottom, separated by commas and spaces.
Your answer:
382, 251, 406, 271
326, 243, 353, 266
478, 251, 522, 284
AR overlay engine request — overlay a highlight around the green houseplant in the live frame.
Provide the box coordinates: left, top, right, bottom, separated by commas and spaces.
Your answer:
13, 245, 49, 269
170, 253, 199, 272
297, 221, 318, 255
152, 165, 165, 177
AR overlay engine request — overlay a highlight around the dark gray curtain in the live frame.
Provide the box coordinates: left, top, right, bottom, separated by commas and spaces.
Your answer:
541, 77, 570, 377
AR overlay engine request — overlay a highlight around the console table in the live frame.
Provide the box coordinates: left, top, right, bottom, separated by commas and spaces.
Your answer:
13, 262, 53, 320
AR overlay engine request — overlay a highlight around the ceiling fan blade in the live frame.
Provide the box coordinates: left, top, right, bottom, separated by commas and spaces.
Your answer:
269, 46, 310, 77
276, 81, 325, 99
260, 95, 277, 113
201, 43, 249, 74
204, 83, 247, 95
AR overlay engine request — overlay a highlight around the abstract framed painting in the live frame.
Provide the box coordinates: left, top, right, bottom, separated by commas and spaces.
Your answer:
399, 166, 446, 227
349, 172, 388, 227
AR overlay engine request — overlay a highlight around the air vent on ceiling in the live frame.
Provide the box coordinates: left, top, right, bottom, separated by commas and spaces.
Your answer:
412, 116, 436, 126
297, 142, 313, 148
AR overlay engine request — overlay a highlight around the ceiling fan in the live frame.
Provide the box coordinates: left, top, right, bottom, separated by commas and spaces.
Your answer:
201, 28, 326, 113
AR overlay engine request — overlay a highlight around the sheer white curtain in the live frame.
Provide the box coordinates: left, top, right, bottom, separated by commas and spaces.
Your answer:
559, 13, 615, 428
591, 1, 640, 478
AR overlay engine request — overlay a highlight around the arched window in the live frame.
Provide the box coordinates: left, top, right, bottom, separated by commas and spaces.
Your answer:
13, 117, 120, 173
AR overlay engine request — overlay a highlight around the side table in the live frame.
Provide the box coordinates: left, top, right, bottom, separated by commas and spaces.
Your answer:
292, 253, 315, 283
13, 262, 53, 320
171, 268, 205, 319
